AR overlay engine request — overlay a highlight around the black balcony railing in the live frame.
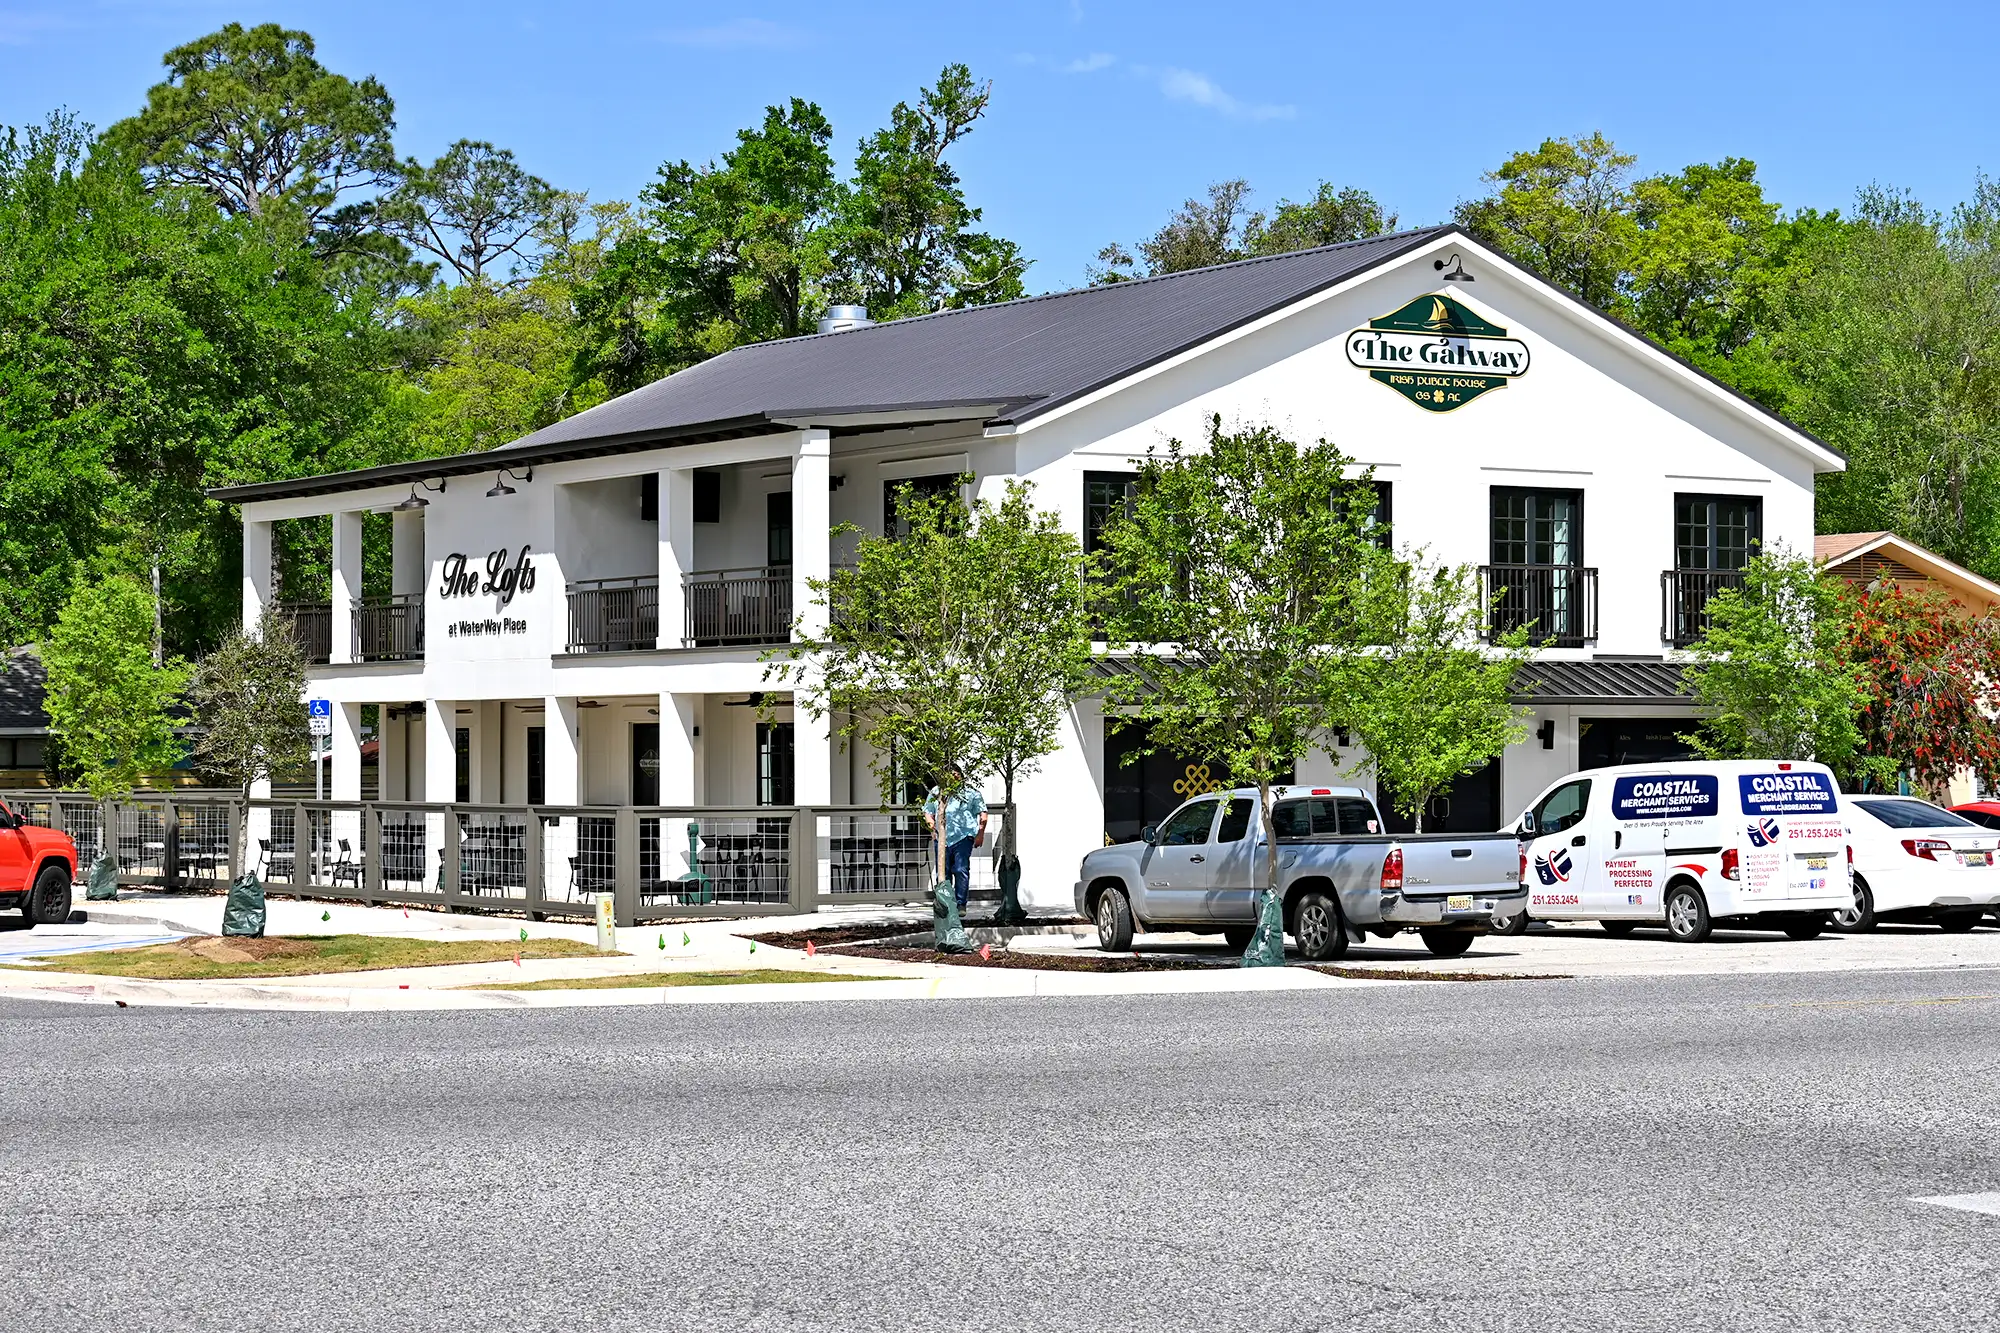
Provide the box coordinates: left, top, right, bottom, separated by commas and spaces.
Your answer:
357, 593, 424, 661
1480, 564, 1598, 648
1661, 567, 1746, 648
686, 566, 792, 647
276, 601, 332, 664
567, 576, 659, 653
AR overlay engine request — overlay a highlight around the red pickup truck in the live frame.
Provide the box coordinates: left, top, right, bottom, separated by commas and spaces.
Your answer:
0, 798, 79, 924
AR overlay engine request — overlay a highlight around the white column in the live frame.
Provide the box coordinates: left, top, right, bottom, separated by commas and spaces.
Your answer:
544, 697, 580, 805
242, 518, 273, 631
425, 700, 458, 804
657, 468, 695, 648
391, 510, 425, 596
658, 693, 697, 805
331, 509, 363, 664
791, 432, 833, 806
330, 701, 363, 856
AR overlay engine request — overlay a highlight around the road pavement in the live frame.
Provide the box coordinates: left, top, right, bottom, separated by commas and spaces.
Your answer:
6, 969, 2000, 1331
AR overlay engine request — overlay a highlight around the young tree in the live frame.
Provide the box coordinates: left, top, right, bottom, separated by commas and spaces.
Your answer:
41, 576, 188, 799
768, 478, 1092, 926
1344, 559, 1535, 831
1845, 581, 2000, 797
1096, 418, 1389, 966
1681, 549, 1873, 777
189, 611, 309, 882
380, 140, 554, 284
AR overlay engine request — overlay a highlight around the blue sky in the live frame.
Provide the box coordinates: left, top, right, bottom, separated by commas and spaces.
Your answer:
3, 1, 1994, 291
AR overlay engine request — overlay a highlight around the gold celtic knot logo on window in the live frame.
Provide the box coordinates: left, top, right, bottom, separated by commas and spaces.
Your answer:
1172, 763, 1223, 797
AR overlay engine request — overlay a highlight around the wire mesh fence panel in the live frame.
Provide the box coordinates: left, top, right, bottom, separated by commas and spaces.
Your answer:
669, 813, 790, 906
545, 815, 616, 908
257, 807, 301, 887
110, 803, 169, 882
377, 808, 439, 895
457, 812, 529, 901
173, 803, 232, 890
57, 800, 104, 870
825, 807, 1008, 898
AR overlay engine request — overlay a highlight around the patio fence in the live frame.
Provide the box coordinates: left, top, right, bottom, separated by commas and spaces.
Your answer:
2, 791, 1009, 925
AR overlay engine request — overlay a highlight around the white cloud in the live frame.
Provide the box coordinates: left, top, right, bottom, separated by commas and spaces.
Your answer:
657, 17, 807, 50
1150, 66, 1295, 121
1061, 52, 1115, 73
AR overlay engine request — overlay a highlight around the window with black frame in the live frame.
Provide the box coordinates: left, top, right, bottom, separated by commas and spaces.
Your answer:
1488, 487, 1588, 645
756, 722, 795, 806
1667, 493, 1761, 645
883, 474, 962, 538
1083, 472, 1139, 555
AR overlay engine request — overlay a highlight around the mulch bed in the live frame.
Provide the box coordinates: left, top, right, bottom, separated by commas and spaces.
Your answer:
824, 944, 1224, 972
743, 918, 1086, 950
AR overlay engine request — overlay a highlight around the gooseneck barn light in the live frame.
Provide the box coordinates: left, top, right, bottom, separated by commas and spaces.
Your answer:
1433, 253, 1475, 283
392, 478, 447, 512
485, 467, 533, 498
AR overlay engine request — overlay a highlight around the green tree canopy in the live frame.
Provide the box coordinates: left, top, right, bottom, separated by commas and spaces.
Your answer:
1454, 131, 1637, 308
1092, 178, 1395, 281
41, 576, 189, 799
381, 140, 554, 284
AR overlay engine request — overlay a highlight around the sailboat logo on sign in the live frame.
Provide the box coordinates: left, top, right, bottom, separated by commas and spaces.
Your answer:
1344, 292, 1531, 412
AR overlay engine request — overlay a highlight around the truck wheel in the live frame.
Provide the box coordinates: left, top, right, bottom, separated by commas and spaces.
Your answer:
1419, 928, 1475, 958
1831, 877, 1875, 932
1293, 890, 1348, 961
1601, 921, 1637, 937
1936, 910, 1981, 934
1490, 907, 1529, 936
1222, 925, 1255, 951
26, 864, 72, 925
1094, 888, 1134, 952
1664, 882, 1712, 943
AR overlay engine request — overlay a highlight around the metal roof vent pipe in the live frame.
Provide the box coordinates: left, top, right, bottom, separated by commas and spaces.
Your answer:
817, 304, 872, 334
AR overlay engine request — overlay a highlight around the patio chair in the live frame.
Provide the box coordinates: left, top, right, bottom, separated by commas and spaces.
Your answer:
328, 838, 363, 890
568, 855, 614, 900
257, 838, 296, 882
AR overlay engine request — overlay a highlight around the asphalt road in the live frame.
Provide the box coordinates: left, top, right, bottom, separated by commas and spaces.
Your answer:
6, 971, 2000, 1332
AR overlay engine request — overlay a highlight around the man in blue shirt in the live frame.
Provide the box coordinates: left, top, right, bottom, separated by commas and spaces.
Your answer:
922, 765, 988, 912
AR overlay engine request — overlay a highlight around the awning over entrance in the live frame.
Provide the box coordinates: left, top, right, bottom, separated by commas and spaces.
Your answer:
1089, 654, 1692, 706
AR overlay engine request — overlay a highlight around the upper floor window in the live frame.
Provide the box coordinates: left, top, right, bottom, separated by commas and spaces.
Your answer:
1362, 479, 1392, 550
767, 491, 792, 566
884, 474, 962, 538
1083, 472, 1139, 555
1674, 494, 1761, 571
1491, 487, 1583, 567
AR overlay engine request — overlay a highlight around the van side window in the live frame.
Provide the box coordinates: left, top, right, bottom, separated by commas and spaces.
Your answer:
1533, 779, 1591, 834
1157, 799, 1218, 846
1216, 798, 1255, 842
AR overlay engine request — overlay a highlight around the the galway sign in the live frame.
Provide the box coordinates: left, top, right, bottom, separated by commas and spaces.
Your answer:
439, 546, 537, 607
1345, 294, 1530, 412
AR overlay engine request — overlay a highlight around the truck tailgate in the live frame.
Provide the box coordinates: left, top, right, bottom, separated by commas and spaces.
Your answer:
1397, 835, 1519, 896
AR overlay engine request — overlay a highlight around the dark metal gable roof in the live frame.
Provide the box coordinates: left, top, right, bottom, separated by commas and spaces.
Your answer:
498, 226, 1454, 451
0, 647, 48, 730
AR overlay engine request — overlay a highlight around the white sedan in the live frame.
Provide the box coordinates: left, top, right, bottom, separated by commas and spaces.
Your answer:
1838, 794, 2000, 932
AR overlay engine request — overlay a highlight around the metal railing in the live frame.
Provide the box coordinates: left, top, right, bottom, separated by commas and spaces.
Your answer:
1661, 567, 1745, 648
685, 566, 792, 647
276, 601, 332, 664
357, 593, 424, 661
1480, 564, 1598, 648
5, 790, 1014, 924
567, 576, 659, 653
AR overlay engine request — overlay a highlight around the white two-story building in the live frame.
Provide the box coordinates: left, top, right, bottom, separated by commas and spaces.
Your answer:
211, 224, 1842, 911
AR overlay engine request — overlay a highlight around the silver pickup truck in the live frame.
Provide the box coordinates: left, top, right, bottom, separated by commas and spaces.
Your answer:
1074, 785, 1526, 959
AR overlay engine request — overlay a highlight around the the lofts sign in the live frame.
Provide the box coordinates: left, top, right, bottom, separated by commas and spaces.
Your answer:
1344, 293, 1530, 412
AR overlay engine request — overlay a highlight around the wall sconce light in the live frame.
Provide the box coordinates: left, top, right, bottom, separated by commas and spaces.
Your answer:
486, 467, 533, 498
1537, 719, 1556, 749
1433, 253, 1474, 283
393, 478, 447, 512
830, 474, 846, 491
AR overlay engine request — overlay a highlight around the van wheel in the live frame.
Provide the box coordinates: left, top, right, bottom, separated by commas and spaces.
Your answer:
1831, 876, 1875, 932
1782, 917, 1825, 940
1664, 882, 1712, 942
1222, 925, 1255, 951
1294, 890, 1348, 961
1419, 928, 1475, 958
1937, 911, 1981, 934
1094, 888, 1134, 952
1601, 920, 1637, 937
26, 865, 72, 925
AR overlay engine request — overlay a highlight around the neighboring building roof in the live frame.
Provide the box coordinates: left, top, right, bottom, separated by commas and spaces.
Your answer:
1816, 531, 2000, 610
210, 222, 1840, 505
1092, 654, 1691, 706
0, 646, 48, 731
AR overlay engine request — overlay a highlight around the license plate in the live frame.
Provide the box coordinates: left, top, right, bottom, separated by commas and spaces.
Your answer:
1805, 856, 1828, 871
1961, 851, 1992, 867
1446, 895, 1473, 912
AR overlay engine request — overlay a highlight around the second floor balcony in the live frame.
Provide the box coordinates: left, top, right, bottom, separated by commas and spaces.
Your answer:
565, 567, 795, 653
278, 595, 424, 665
1661, 567, 1746, 647
1481, 563, 1598, 648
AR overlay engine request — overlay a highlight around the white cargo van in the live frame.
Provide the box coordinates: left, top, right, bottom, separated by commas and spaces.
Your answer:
1510, 760, 1850, 942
